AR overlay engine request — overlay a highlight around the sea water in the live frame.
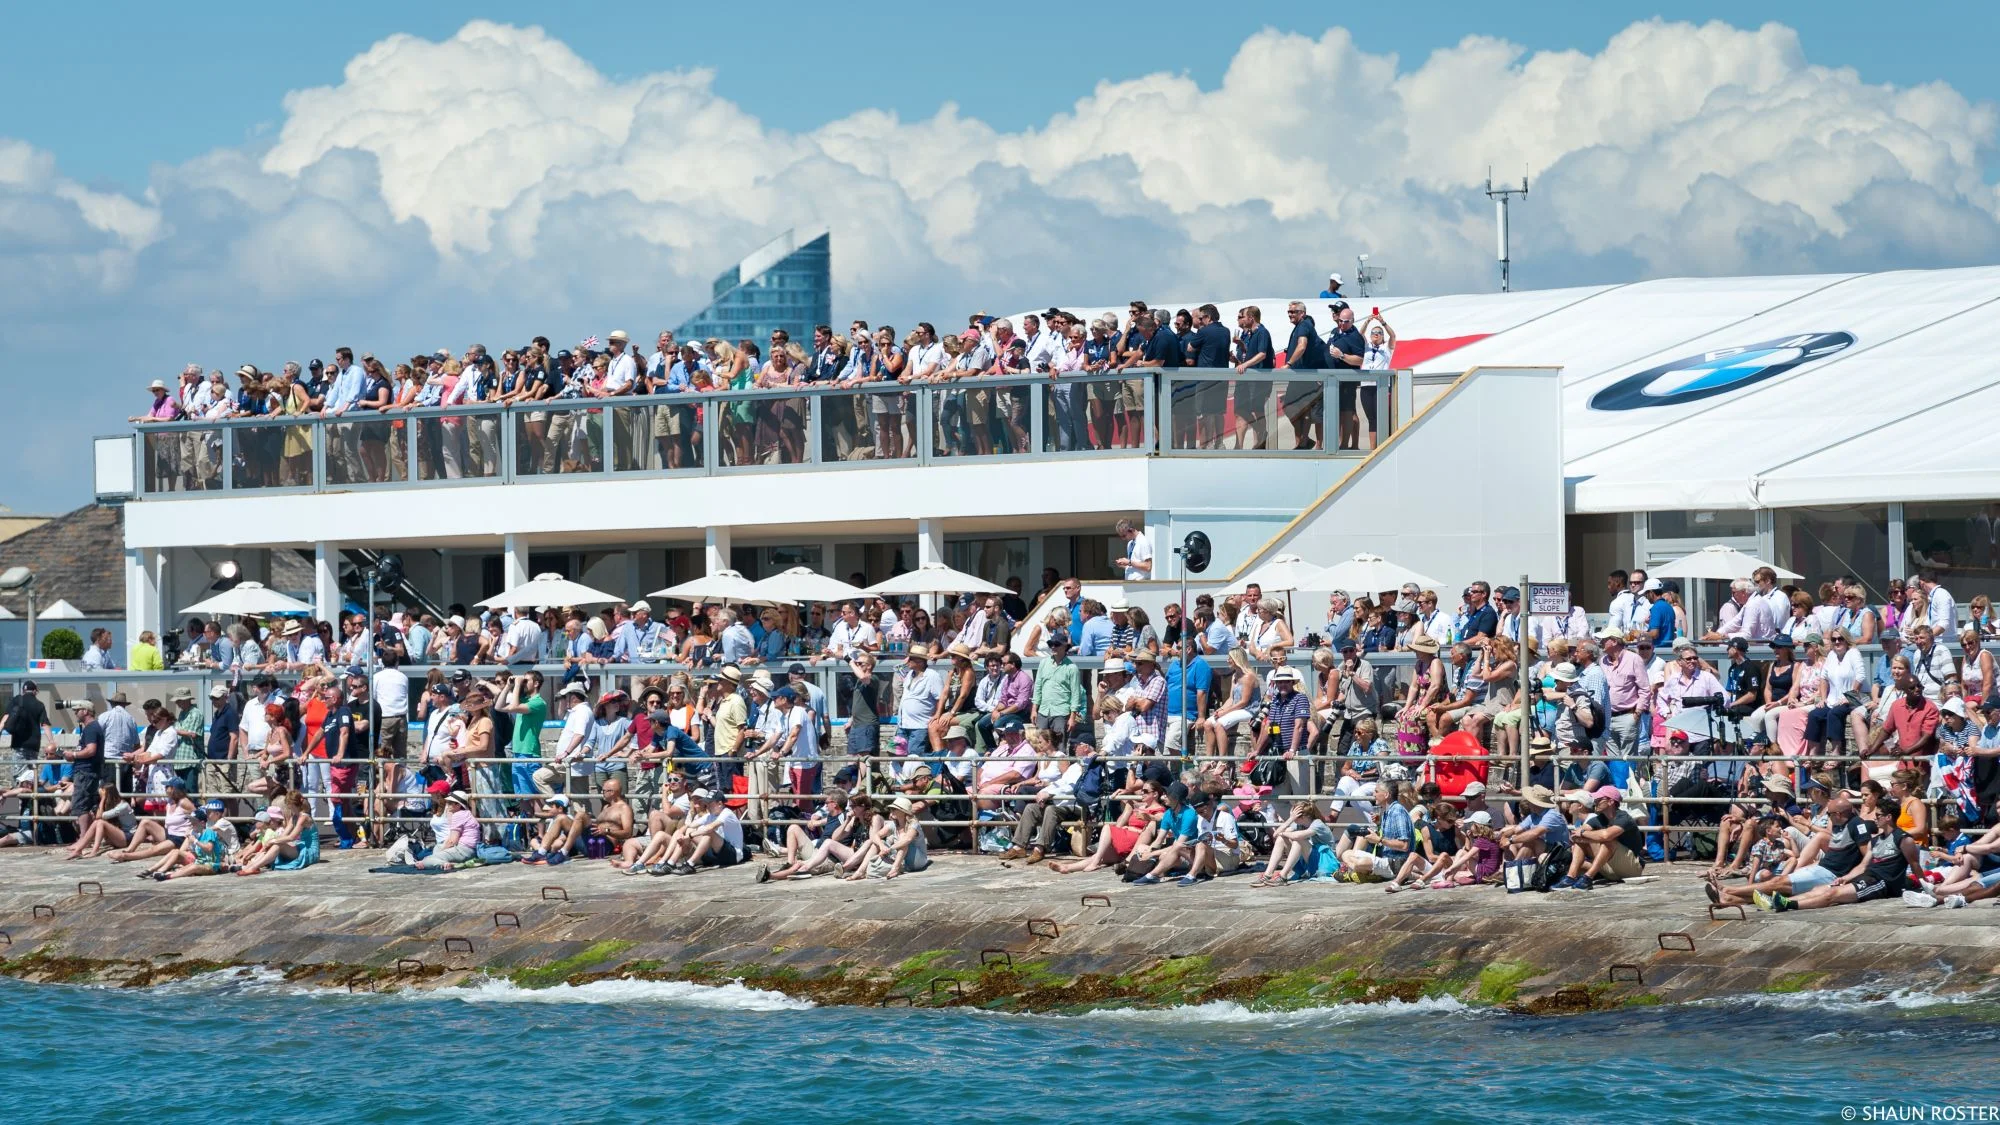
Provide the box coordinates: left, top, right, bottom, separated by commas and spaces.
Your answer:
4, 973, 1997, 1123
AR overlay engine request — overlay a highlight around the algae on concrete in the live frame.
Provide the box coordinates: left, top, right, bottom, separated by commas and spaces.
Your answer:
1476, 962, 1540, 1005
511, 940, 636, 989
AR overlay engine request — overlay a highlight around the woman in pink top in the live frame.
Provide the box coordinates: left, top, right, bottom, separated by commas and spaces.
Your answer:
416, 791, 481, 869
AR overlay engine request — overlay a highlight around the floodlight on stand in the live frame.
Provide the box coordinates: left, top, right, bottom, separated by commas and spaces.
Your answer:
373, 553, 404, 587
0, 566, 34, 591
210, 560, 240, 581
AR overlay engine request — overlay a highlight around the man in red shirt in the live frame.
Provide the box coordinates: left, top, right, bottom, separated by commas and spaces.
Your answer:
1869, 681, 1940, 764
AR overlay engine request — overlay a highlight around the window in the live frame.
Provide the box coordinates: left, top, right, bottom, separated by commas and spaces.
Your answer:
1903, 501, 2000, 603
1774, 506, 1888, 599
1647, 509, 1757, 540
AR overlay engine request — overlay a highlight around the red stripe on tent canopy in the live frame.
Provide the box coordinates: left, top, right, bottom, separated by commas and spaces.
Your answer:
1389, 334, 1490, 369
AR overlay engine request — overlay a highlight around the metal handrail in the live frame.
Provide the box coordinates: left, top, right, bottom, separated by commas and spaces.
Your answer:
125, 367, 1409, 496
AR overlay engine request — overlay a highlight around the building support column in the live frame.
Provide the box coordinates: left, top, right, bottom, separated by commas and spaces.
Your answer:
314, 541, 342, 624
1143, 509, 1174, 583
1887, 502, 1907, 587
125, 547, 161, 651
916, 519, 945, 568
438, 549, 455, 614
705, 526, 732, 576
503, 534, 530, 591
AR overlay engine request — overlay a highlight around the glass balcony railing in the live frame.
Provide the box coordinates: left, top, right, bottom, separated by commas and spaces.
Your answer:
124, 368, 1403, 496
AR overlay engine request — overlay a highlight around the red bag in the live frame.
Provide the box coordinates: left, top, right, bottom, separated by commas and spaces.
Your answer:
1428, 730, 1489, 797
726, 773, 749, 812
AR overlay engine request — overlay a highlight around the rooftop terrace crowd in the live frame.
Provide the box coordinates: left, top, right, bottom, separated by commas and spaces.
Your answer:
7, 555, 1999, 909
130, 298, 1400, 488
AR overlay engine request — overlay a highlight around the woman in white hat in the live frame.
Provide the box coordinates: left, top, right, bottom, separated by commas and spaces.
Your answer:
844, 795, 928, 881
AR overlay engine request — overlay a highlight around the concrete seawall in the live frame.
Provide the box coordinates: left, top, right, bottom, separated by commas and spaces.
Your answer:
2, 851, 1995, 1012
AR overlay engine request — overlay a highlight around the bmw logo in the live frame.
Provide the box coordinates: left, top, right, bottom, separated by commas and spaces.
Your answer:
1588, 332, 1855, 411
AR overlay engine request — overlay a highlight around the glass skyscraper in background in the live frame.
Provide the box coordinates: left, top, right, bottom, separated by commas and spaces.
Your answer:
674, 228, 831, 347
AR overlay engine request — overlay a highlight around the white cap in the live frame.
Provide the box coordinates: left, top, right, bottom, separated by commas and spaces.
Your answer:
1642, 578, 1665, 593
1467, 811, 1492, 826
629, 599, 651, 613
1942, 697, 1968, 718
1329, 272, 1343, 284
1461, 781, 1486, 797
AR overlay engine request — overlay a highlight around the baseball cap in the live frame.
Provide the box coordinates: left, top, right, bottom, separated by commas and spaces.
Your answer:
1461, 781, 1486, 797
209, 683, 230, 698
427, 780, 452, 796
1592, 786, 1623, 804
1467, 811, 1493, 826
1642, 578, 1665, 593
788, 663, 808, 676
995, 713, 1025, 732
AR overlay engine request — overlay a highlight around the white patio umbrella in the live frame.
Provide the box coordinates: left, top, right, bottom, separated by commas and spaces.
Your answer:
179, 582, 315, 617
745, 567, 868, 605
864, 563, 1009, 597
1296, 554, 1446, 596
651, 569, 780, 606
1216, 554, 1327, 597
1648, 544, 1802, 582
477, 572, 623, 610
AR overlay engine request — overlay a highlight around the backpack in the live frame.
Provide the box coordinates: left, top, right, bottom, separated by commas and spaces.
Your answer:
1576, 696, 1607, 740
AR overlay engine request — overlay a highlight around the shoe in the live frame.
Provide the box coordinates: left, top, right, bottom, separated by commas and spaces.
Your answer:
647, 863, 674, 876
1550, 877, 1575, 890
1945, 894, 1969, 909
1024, 848, 1045, 865
1704, 881, 1720, 905
1132, 874, 1162, 886
621, 863, 645, 876
1195, 872, 1213, 883
1176, 875, 1199, 887
1902, 889, 1939, 909
1752, 890, 1773, 912
1574, 876, 1593, 891
995, 847, 1027, 861
545, 852, 568, 866
1771, 893, 1794, 913
755, 867, 772, 884
673, 863, 697, 876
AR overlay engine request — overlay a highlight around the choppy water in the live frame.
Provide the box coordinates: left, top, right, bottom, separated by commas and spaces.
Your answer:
4, 973, 1998, 1123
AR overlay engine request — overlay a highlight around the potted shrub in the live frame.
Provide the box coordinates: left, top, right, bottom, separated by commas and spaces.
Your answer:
37, 627, 84, 671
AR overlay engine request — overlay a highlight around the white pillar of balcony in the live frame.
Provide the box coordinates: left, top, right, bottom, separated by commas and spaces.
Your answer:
916, 519, 945, 568
1144, 509, 1174, 581
503, 533, 530, 590
705, 526, 731, 576
125, 547, 161, 651
314, 541, 342, 623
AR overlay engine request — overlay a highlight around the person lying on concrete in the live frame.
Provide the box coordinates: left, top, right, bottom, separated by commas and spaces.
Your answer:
1709, 796, 1870, 908
758, 789, 862, 882
523, 794, 589, 865
647, 788, 745, 875
844, 796, 928, 881
614, 771, 695, 873
109, 778, 198, 865
1764, 804, 1918, 912
1124, 781, 1199, 885
1551, 788, 1644, 890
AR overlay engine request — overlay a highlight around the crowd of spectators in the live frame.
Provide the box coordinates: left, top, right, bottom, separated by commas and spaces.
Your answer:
5, 557, 1997, 909
131, 298, 1402, 489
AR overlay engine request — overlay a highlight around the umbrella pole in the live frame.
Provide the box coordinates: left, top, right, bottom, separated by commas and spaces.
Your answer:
1518, 571, 1532, 792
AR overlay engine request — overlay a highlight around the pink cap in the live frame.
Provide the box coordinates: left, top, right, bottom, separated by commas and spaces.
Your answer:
1592, 786, 1622, 804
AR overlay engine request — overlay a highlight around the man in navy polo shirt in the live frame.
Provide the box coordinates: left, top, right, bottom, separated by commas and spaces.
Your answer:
1190, 304, 1231, 368
1283, 301, 1329, 370
1324, 303, 1370, 449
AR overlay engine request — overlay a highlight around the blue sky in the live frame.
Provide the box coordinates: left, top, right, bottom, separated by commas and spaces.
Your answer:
2, 4, 1998, 514
13, 1, 1998, 192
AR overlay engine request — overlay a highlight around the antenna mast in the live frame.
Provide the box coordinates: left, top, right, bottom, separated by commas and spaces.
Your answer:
1484, 168, 1529, 292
